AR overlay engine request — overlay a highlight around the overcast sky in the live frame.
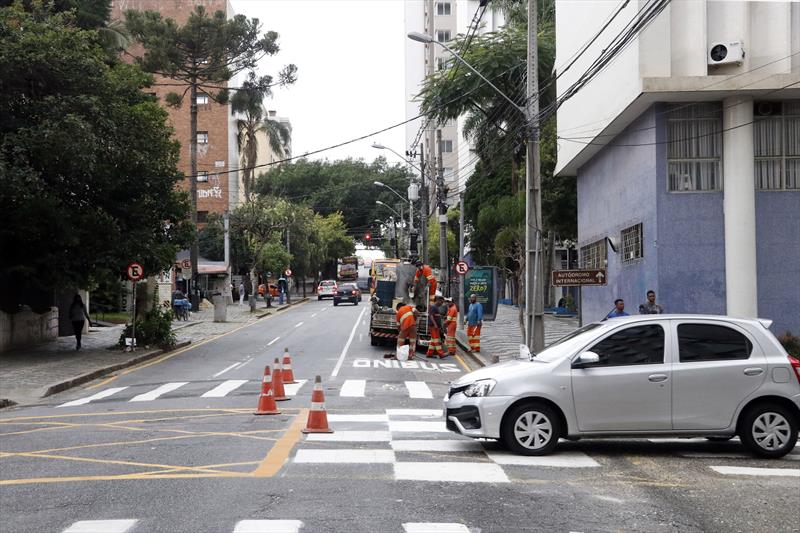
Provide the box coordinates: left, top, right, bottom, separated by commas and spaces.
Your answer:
231, 0, 415, 166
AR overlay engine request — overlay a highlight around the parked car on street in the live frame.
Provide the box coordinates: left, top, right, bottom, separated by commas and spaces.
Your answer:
317, 280, 337, 300
444, 315, 800, 458
333, 283, 360, 306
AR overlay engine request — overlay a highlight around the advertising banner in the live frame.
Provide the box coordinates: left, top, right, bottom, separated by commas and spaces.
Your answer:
462, 266, 498, 321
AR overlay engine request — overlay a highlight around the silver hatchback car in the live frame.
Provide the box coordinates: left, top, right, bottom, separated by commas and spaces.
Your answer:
445, 315, 800, 458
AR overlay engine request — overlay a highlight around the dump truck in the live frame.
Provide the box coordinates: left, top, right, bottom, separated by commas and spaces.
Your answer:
369, 260, 431, 348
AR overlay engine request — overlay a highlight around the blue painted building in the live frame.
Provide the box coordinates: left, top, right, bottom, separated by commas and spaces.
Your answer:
555, 1, 800, 335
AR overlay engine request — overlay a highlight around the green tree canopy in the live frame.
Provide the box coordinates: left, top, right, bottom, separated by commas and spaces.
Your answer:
257, 158, 414, 241
0, 5, 192, 300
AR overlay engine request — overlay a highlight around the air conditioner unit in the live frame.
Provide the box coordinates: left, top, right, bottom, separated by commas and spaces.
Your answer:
708, 40, 745, 66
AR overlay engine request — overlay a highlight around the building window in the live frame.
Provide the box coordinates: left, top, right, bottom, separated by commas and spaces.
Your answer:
621, 223, 643, 263
196, 171, 209, 182
667, 103, 722, 192
441, 139, 453, 153
197, 211, 208, 223
436, 57, 452, 71
754, 101, 800, 190
437, 2, 451, 15
580, 239, 607, 269
195, 93, 209, 105
197, 131, 209, 144
436, 30, 451, 43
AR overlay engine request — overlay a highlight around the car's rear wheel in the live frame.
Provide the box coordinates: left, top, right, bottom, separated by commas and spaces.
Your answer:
317, 296, 322, 301
333, 300, 339, 306
739, 403, 798, 458
501, 402, 561, 456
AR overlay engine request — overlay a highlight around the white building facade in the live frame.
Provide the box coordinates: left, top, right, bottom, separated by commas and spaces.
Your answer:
404, 0, 505, 197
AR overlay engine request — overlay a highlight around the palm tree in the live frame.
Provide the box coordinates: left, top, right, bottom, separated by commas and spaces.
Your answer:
233, 77, 291, 202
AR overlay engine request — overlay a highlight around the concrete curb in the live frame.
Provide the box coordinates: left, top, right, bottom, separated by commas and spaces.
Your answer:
455, 335, 488, 368
253, 297, 309, 318
40, 340, 192, 398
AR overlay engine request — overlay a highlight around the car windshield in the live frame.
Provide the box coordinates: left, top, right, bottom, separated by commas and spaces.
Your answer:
533, 323, 607, 362
321, 281, 335, 286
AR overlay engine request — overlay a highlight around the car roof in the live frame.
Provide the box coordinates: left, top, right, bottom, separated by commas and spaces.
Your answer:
598, 314, 772, 330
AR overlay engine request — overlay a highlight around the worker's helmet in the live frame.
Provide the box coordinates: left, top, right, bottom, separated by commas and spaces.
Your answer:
414, 259, 423, 267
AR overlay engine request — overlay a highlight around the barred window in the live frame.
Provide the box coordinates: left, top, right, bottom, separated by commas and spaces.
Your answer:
196, 171, 209, 183
437, 2, 451, 15
197, 131, 209, 144
667, 103, 722, 192
580, 239, 607, 269
754, 101, 800, 190
621, 224, 643, 263
436, 30, 451, 43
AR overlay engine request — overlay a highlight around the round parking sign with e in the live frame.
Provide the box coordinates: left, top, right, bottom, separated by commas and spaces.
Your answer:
284, 268, 293, 277
127, 262, 144, 281
455, 261, 469, 275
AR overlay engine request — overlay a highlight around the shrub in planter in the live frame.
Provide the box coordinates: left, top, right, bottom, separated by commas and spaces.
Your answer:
777, 331, 799, 357
118, 305, 176, 350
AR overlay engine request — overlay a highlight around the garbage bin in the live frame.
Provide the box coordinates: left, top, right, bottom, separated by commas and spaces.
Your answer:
212, 293, 226, 322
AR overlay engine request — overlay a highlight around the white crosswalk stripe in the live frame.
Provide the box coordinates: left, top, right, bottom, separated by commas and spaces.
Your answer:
339, 379, 366, 397
403, 524, 469, 533
233, 520, 304, 533
201, 380, 248, 398
404, 381, 433, 399
62, 520, 138, 533
283, 379, 307, 396
57, 387, 128, 407
710, 466, 800, 477
294, 449, 396, 463
129, 382, 188, 402
395, 462, 510, 483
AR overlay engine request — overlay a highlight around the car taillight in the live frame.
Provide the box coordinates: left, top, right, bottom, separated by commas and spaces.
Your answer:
789, 356, 800, 385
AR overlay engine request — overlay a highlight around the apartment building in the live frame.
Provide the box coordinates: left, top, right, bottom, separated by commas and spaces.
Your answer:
111, 0, 240, 220
404, 0, 505, 198
555, 0, 800, 334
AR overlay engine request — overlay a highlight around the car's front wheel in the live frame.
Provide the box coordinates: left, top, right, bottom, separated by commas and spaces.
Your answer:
501, 402, 561, 456
739, 403, 798, 458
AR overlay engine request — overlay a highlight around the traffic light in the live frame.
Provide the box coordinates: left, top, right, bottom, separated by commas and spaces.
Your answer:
364, 232, 371, 242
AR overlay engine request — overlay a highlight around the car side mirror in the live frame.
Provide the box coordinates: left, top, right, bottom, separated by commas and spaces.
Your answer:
573, 351, 600, 368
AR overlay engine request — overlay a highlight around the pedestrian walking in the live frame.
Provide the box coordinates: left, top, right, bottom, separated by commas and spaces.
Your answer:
395, 302, 420, 359
427, 295, 446, 358
466, 293, 483, 353
444, 298, 458, 356
69, 294, 91, 350
638, 290, 664, 314
238, 281, 245, 306
606, 298, 629, 318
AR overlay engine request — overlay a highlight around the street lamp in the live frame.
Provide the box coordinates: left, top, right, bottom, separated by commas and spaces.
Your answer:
375, 200, 401, 219
408, 27, 544, 352
371, 143, 423, 175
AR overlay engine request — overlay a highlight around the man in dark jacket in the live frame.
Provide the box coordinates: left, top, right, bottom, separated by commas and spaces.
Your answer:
426, 295, 446, 358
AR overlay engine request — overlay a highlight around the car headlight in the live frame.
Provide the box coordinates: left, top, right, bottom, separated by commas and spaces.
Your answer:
463, 379, 496, 397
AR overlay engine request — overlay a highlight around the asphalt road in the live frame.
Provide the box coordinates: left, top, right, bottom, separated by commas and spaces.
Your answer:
1, 299, 798, 533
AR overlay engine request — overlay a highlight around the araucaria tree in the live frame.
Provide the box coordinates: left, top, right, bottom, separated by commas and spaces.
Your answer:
124, 6, 296, 299
0, 4, 192, 307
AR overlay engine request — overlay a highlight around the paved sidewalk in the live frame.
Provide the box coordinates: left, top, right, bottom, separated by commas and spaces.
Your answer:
457, 304, 579, 365
0, 300, 303, 407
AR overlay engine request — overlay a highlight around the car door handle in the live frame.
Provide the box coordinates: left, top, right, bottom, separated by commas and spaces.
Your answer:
648, 374, 668, 382
743, 367, 764, 376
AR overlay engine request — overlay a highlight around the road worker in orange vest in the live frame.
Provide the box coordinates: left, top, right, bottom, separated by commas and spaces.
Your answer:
444, 297, 458, 356
426, 295, 446, 358
395, 302, 420, 359
413, 259, 437, 303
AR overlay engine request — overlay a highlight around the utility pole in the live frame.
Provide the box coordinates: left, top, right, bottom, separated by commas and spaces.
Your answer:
525, 0, 545, 352
425, 0, 435, 264
224, 211, 232, 304
391, 217, 399, 258
419, 146, 429, 264
189, 82, 200, 311
436, 129, 448, 296
458, 191, 465, 330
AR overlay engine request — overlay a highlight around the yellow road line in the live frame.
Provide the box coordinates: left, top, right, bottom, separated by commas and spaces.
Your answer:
5, 451, 232, 475
0, 472, 245, 485
0, 408, 252, 424
251, 409, 307, 478
454, 353, 471, 372
87, 300, 308, 389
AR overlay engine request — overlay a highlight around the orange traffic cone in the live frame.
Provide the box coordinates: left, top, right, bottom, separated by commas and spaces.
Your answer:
254, 365, 281, 415
272, 357, 289, 401
282, 348, 297, 384
301, 375, 333, 434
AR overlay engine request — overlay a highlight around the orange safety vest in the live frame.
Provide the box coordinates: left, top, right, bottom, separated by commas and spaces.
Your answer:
445, 304, 458, 331
396, 305, 416, 330
414, 265, 437, 294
